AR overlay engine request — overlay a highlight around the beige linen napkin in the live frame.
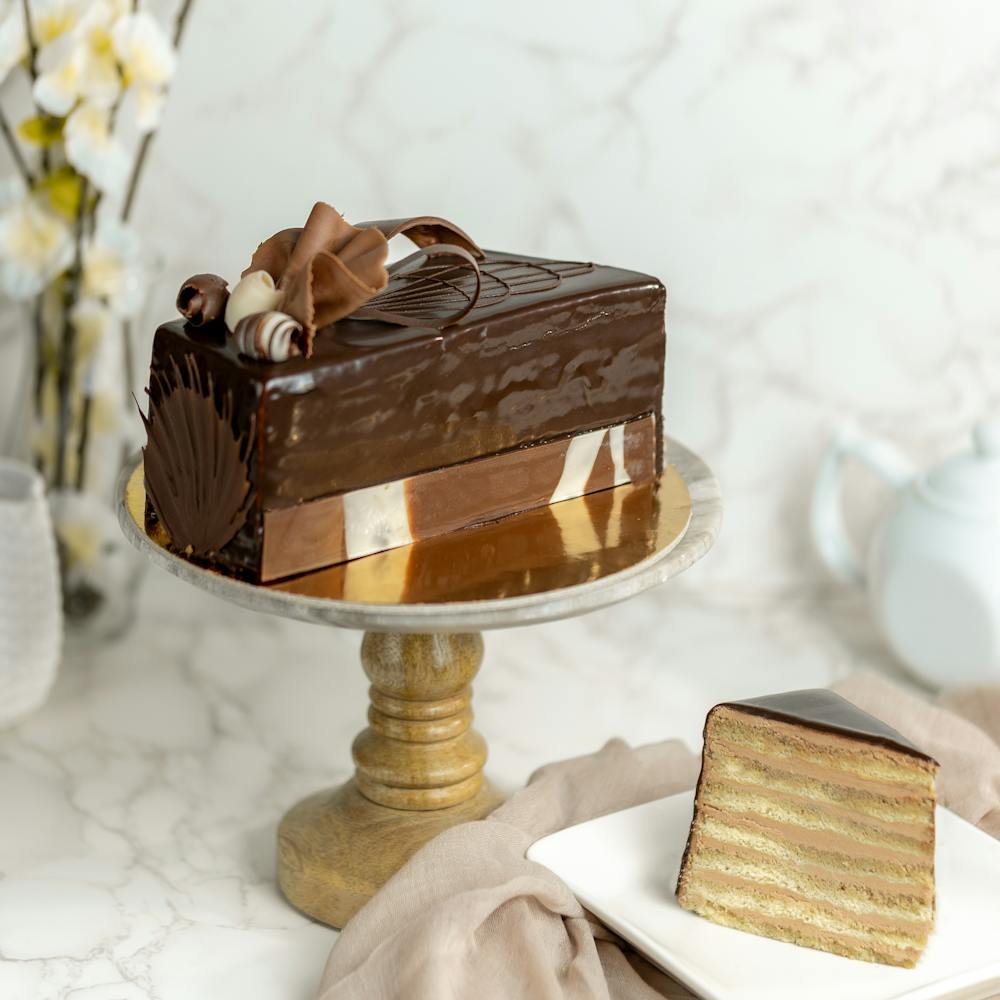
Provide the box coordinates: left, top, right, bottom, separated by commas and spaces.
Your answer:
318, 675, 1000, 1000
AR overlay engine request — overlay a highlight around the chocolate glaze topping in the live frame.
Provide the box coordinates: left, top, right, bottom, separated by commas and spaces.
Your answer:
729, 688, 938, 764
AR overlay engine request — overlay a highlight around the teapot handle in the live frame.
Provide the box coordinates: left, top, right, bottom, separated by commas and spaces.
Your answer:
810, 426, 914, 586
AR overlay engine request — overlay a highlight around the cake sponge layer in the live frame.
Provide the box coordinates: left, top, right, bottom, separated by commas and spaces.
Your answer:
680, 894, 923, 968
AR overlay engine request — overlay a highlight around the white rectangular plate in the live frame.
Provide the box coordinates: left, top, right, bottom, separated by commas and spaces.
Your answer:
526, 791, 1000, 1000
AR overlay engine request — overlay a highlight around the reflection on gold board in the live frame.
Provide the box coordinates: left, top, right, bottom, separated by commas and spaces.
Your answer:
124, 463, 692, 606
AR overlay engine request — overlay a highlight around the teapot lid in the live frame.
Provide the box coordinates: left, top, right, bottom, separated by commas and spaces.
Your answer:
919, 418, 1000, 516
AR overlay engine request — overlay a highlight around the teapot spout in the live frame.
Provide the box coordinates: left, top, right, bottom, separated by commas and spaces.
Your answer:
811, 424, 914, 586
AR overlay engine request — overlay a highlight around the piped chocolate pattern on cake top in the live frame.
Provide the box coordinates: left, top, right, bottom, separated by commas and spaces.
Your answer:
174, 202, 593, 359
355, 252, 594, 328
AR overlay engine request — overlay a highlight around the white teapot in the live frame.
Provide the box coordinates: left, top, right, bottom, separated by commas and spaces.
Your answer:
811, 420, 1000, 688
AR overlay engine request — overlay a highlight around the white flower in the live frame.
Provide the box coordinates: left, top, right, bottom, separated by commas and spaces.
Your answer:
0, 192, 73, 300
31, 0, 87, 47
81, 220, 143, 313
71, 296, 114, 361
49, 488, 117, 569
112, 12, 175, 88
112, 12, 175, 132
0, 5, 26, 86
132, 85, 166, 133
73, 1, 125, 101
65, 102, 130, 193
33, 1, 125, 116
33, 33, 81, 116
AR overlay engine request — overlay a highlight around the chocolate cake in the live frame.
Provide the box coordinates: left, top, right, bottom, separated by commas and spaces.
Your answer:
140, 203, 667, 581
676, 690, 939, 968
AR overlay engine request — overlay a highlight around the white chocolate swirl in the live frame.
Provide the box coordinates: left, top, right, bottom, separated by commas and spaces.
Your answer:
225, 270, 284, 329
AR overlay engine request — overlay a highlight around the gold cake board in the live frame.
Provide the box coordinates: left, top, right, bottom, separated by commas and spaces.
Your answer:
118, 439, 721, 928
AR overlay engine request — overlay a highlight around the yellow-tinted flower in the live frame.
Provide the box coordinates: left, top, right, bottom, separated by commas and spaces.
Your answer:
33, 34, 81, 116
90, 392, 121, 434
0, 4, 27, 84
64, 101, 130, 193
81, 221, 142, 312
34, 1, 124, 116
56, 516, 100, 567
0, 189, 73, 299
71, 297, 113, 361
50, 489, 118, 569
33, 0, 85, 46
112, 12, 175, 132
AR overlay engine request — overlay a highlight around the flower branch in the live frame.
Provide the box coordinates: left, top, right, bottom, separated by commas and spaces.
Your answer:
121, 0, 196, 224
18, 0, 51, 174
53, 176, 89, 489
0, 107, 33, 185
0, 0, 193, 515
118, 0, 196, 427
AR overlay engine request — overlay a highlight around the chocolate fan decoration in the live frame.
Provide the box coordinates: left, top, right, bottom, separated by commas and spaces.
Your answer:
140, 355, 255, 557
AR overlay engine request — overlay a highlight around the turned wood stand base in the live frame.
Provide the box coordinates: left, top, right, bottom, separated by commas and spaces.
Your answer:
276, 632, 504, 928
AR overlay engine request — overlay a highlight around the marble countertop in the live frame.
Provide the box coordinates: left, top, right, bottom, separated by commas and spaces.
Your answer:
0, 560, 910, 1000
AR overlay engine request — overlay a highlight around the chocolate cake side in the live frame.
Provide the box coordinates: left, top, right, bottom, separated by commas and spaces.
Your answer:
142, 208, 667, 581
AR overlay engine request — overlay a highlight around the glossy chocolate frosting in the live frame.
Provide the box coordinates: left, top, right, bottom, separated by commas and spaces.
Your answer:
147, 250, 666, 578
729, 688, 938, 764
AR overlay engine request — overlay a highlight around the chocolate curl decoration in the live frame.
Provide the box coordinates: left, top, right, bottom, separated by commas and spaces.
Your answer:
244, 202, 390, 356
177, 273, 229, 326
232, 311, 305, 362
360, 216, 484, 261
351, 216, 487, 328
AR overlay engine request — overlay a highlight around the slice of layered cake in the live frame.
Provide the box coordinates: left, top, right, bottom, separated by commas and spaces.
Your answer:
676, 690, 939, 968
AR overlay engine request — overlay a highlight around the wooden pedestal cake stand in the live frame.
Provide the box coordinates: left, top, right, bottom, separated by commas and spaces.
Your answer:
117, 438, 721, 929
